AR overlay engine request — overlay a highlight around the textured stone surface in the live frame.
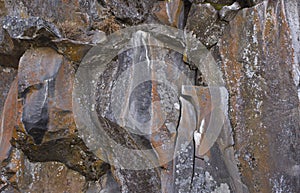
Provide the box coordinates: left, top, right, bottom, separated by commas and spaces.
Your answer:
13, 47, 110, 181
0, 0, 110, 68
0, 148, 86, 192
153, 0, 185, 28
0, 66, 17, 116
4, 0, 103, 37
185, 3, 227, 48
0, 0, 299, 192
101, 0, 156, 25
92, 29, 196, 192
219, 1, 300, 192
0, 79, 17, 162
219, 2, 241, 21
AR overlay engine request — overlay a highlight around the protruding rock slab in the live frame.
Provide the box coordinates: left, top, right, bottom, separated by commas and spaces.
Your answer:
13, 47, 110, 180
219, 1, 300, 192
185, 3, 227, 48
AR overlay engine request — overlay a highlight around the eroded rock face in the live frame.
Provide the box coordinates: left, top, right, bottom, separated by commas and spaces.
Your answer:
0, 79, 17, 162
101, 0, 156, 25
219, 1, 300, 192
1, 148, 86, 192
0, 0, 299, 192
12, 47, 110, 182
185, 3, 227, 48
0, 66, 17, 116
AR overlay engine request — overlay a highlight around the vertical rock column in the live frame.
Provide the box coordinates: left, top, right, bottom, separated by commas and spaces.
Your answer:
219, 1, 300, 192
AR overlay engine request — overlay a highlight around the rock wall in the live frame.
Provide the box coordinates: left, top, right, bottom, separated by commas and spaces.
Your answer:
0, 0, 299, 192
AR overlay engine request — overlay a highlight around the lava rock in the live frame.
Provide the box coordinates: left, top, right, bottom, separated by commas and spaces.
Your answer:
219, 1, 300, 192
219, 2, 241, 21
0, 66, 17, 116
0, 148, 86, 192
0, 79, 17, 162
153, 0, 185, 28
13, 47, 110, 180
185, 3, 227, 48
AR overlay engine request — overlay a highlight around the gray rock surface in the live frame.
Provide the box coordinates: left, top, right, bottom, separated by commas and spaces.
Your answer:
0, 0, 299, 192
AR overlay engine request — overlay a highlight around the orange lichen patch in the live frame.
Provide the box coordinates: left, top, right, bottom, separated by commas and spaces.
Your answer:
219, 1, 298, 192
0, 79, 18, 162
12, 98, 25, 141
54, 40, 92, 63
59, 21, 88, 40
220, 7, 272, 191
95, 16, 121, 34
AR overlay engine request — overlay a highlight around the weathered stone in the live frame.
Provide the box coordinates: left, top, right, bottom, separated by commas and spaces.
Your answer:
0, 66, 17, 116
153, 0, 185, 28
13, 47, 110, 180
86, 171, 120, 193
0, 0, 7, 17
219, 2, 241, 21
3, 0, 104, 37
18, 159, 86, 192
185, 3, 227, 48
111, 167, 161, 193
195, 0, 234, 6
173, 97, 196, 193
0, 79, 17, 162
180, 85, 247, 193
2, 16, 62, 39
0, 1, 109, 68
0, 28, 28, 68
101, 0, 156, 25
18, 48, 63, 94
206, 0, 234, 4
0, 29, 14, 54
284, 0, 300, 98
219, 1, 300, 192
89, 29, 196, 192
236, 0, 265, 7
18, 48, 62, 143
0, 0, 299, 192
53, 39, 93, 63
96, 117, 162, 193
1, 148, 86, 193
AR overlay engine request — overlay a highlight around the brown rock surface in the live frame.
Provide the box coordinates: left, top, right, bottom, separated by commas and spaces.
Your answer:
0, 66, 17, 116
0, 79, 17, 162
13, 47, 110, 181
1, 148, 86, 192
219, 1, 300, 192
0, 0, 299, 192
186, 3, 227, 48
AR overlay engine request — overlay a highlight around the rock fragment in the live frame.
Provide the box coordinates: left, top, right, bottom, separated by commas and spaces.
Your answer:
185, 3, 227, 48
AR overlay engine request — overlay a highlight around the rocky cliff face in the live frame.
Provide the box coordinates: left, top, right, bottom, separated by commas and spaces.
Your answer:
0, 0, 299, 193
